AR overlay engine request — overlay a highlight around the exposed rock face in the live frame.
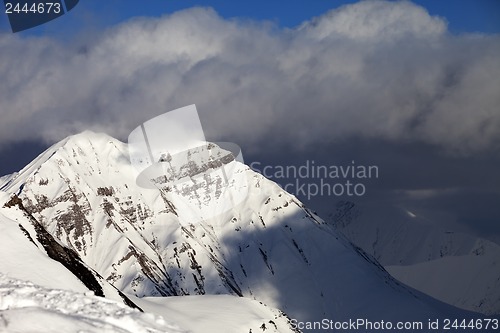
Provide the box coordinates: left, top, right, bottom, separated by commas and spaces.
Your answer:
3, 194, 142, 310
0, 131, 482, 332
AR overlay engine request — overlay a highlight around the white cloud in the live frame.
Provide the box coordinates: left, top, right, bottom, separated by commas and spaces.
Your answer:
0, 1, 499, 154
299, 0, 446, 41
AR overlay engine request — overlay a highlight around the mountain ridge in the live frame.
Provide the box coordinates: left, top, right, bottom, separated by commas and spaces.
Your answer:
0, 131, 492, 332
329, 200, 500, 315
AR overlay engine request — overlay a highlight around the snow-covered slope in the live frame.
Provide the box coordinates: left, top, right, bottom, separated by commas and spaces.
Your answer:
0, 273, 184, 333
0, 210, 89, 292
0, 174, 15, 191
329, 200, 500, 315
386, 254, 500, 316
0, 273, 295, 333
134, 295, 299, 333
0, 131, 492, 332
0, 192, 298, 332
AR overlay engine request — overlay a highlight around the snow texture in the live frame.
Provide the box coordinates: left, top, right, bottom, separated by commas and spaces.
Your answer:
0, 273, 185, 333
330, 200, 500, 315
0, 131, 494, 333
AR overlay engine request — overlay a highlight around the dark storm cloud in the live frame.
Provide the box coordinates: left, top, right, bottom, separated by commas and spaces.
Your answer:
0, 0, 499, 155
243, 135, 500, 243
1, 1, 499, 240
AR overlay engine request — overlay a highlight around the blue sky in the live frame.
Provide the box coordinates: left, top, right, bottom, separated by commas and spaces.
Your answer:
1, 0, 499, 241
1, 0, 500, 36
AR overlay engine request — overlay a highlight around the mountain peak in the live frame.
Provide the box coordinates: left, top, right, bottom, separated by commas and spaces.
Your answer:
0, 131, 480, 332
65, 129, 118, 143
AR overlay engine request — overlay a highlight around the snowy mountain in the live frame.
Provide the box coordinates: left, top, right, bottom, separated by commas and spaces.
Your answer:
0, 198, 296, 331
0, 273, 296, 333
329, 200, 500, 315
0, 131, 494, 332
0, 273, 185, 333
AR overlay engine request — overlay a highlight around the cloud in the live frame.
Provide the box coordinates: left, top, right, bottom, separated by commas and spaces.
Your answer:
0, 0, 499, 155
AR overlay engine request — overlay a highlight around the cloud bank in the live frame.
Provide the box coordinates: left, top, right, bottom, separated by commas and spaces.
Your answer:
1, 0, 499, 154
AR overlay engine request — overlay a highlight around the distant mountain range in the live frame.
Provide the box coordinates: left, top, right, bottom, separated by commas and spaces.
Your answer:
0, 131, 494, 332
329, 200, 500, 315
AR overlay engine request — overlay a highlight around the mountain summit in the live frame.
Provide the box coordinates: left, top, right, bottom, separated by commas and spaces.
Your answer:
0, 131, 489, 332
